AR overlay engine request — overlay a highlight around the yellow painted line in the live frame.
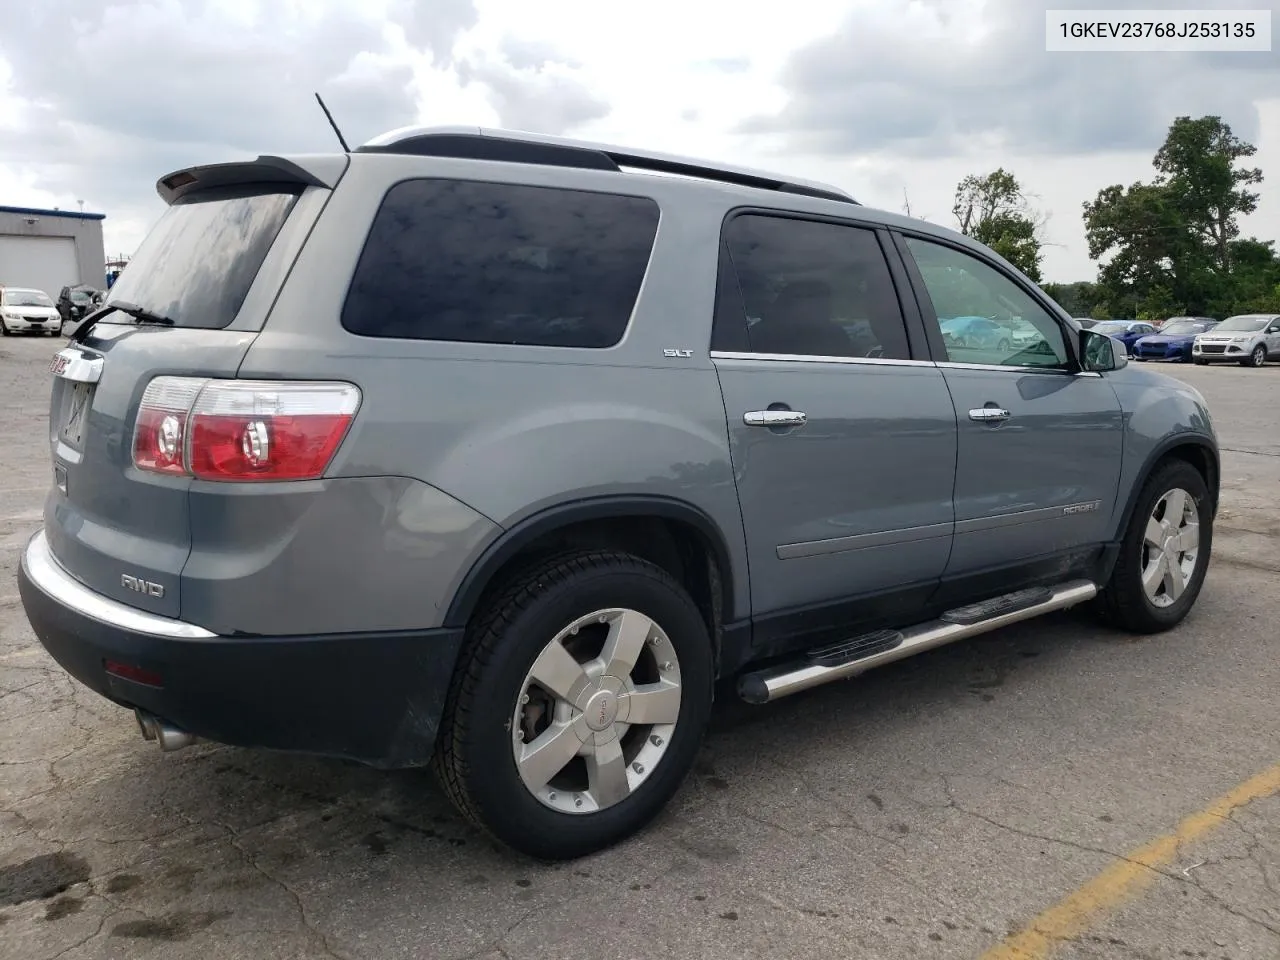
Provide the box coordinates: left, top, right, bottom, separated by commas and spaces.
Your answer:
981, 762, 1280, 960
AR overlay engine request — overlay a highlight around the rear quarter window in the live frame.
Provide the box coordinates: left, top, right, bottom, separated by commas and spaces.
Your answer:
341, 179, 660, 348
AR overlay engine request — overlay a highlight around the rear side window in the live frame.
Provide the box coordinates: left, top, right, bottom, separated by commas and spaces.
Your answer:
342, 179, 660, 348
715, 214, 911, 361
103, 184, 301, 329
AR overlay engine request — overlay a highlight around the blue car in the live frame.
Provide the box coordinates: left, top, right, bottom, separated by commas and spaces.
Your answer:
1090, 320, 1158, 355
939, 315, 1010, 351
1132, 317, 1219, 362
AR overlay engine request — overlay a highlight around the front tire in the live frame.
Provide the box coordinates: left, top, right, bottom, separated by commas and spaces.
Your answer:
997, 338, 1010, 353
1096, 460, 1211, 634
1242, 345, 1266, 367
434, 551, 714, 860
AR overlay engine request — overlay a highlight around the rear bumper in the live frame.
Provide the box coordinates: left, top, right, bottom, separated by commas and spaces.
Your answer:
17, 530, 464, 768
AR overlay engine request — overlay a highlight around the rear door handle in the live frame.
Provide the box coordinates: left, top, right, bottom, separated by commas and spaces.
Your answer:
969, 407, 1011, 423
744, 410, 807, 427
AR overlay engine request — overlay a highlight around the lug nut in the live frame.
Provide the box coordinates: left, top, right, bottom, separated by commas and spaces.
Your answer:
549, 792, 557, 801
574, 795, 583, 807
650, 735, 663, 746
632, 762, 644, 774
521, 694, 530, 705
662, 661, 673, 672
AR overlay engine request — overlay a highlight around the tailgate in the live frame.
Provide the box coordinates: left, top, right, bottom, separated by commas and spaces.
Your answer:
42, 162, 341, 620
47, 326, 258, 617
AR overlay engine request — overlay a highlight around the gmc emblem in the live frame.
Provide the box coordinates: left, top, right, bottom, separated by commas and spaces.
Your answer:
121, 574, 165, 598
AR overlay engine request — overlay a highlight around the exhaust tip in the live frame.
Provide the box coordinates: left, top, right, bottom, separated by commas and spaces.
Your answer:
156, 724, 199, 752
134, 709, 197, 752
135, 709, 158, 741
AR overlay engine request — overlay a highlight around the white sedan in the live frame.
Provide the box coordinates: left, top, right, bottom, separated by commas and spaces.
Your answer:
0, 287, 64, 337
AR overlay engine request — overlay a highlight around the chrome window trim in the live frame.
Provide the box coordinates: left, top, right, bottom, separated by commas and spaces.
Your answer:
935, 361, 1100, 377
709, 350, 933, 368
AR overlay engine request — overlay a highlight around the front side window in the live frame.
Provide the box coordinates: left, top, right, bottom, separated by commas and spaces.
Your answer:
342, 179, 660, 348
718, 214, 910, 360
904, 236, 1068, 368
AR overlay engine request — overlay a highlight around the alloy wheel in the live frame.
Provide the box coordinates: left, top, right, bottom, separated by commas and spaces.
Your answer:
511, 608, 682, 815
1141, 488, 1200, 609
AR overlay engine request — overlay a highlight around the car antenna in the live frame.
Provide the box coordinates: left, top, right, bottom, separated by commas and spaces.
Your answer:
314, 92, 351, 153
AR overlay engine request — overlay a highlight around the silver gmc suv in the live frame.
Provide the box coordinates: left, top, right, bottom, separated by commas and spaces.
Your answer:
18, 127, 1218, 860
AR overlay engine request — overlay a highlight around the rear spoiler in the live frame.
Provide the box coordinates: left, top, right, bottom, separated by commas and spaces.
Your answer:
155, 154, 350, 204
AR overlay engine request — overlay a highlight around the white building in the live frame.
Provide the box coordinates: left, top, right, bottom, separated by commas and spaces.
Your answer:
0, 204, 106, 297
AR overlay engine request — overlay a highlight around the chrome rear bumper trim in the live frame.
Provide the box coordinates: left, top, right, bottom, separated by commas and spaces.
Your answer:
21, 530, 217, 640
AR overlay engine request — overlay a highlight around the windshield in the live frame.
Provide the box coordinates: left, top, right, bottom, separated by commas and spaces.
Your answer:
2, 290, 53, 307
69, 290, 92, 303
1160, 321, 1210, 335
1216, 315, 1269, 332
103, 184, 301, 329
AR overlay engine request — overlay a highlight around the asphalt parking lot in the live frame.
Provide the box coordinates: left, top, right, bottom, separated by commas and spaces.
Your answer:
1, 333, 1276, 960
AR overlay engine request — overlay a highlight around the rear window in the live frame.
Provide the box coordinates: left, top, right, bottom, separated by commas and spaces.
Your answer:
341, 179, 660, 348
102, 184, 301, 329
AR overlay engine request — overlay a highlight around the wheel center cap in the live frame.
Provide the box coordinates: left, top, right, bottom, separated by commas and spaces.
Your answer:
583, 690, 618, 731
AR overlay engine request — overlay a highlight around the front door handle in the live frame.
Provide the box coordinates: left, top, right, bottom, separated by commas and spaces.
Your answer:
744, 410, 807, 427
969, 407, 1011, 423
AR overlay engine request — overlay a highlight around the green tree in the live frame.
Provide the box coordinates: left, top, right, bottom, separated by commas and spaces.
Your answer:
953, 168, 1045, 281
1083, 115, 1267, 319
1154, 116, 1262, 273
1041, 280, 1102, 317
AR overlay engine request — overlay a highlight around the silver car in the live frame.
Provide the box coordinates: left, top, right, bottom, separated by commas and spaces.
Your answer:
1193, 314, 1280, 367
18, 126, 1219, 859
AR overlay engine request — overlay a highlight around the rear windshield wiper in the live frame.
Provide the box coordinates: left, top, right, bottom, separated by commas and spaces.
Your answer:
72, 300, 175, 341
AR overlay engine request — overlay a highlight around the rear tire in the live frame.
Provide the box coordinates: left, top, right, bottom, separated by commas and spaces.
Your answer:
1097, 460, 1211, 634
433, 550, 714, 860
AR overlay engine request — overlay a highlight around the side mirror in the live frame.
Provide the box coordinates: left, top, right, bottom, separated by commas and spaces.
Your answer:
1081, 329, 1127, 372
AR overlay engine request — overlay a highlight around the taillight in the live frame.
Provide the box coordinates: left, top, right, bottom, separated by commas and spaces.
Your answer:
132, 377, 360, 482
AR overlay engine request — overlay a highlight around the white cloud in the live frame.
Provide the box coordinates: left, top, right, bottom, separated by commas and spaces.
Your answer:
0, 0, 1276, 282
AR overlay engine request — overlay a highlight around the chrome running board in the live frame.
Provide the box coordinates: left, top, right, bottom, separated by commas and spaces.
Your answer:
738, 580, 1098, 704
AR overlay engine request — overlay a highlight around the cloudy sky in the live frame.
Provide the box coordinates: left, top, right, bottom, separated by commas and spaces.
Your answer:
1, 0, 1277, 282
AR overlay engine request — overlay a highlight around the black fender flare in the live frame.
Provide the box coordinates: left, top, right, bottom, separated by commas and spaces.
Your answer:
443, 495, 739, 629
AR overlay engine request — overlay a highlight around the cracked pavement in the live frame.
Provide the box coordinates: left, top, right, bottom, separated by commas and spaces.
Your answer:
1, 335, 1277, 959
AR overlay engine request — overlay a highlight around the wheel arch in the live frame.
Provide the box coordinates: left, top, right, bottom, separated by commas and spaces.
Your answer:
1115, 435, 1220, 542
443, 496, 739, 643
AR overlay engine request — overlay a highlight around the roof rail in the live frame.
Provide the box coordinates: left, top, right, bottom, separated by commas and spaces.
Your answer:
358, 126, 858, 205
